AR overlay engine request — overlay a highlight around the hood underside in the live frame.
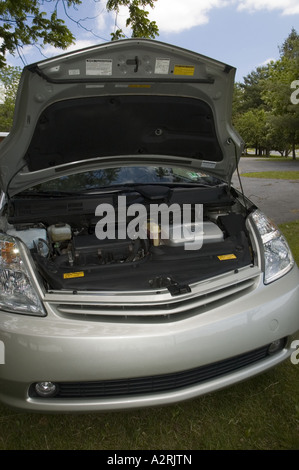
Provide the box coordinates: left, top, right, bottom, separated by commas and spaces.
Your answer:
0, 39, 243, 196
25, 95, 223, 171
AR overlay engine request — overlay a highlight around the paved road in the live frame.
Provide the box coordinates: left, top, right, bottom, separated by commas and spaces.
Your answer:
231, 157, 299, 224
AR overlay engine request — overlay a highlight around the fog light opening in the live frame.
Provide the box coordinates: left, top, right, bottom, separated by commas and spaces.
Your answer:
35, 381, 58, 397
268, 339, 285, 355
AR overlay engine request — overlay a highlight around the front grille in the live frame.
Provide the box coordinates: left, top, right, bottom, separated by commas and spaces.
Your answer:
30, 342, 281, 399
50, 273, 259, 322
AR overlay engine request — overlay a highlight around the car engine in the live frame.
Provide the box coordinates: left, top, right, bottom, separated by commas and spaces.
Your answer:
5, 185, 253, 293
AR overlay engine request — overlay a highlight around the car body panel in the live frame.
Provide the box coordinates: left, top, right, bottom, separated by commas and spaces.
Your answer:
0, 266, 298, 411
0, 39, 243, 196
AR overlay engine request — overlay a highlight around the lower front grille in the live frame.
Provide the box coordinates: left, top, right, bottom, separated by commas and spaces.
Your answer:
29, 342, 284, 399
51, 272, 260, 322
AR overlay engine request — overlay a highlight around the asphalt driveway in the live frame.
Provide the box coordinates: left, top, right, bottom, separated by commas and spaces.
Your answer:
231, 157, 299, 224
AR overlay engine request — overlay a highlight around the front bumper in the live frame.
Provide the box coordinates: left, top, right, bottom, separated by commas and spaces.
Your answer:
0, 267, 299, 412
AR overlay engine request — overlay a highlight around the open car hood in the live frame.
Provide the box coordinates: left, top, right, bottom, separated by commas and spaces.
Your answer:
0, 39, 243, 196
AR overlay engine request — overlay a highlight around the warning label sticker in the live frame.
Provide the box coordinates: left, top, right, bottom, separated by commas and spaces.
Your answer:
217, 254, 237, 261
128, 84, 151, 88
63, 272, 85, 279
86, 59, 112, 76
173, 65, 195, 76
155, 58, 170, 74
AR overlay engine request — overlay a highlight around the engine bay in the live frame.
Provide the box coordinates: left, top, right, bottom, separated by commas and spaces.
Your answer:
6, 184, 253, 294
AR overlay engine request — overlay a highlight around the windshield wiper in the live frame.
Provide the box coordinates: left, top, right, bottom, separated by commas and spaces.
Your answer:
18, 186, 143, 197
18, 181, 223, 198
18, 190, 86, 197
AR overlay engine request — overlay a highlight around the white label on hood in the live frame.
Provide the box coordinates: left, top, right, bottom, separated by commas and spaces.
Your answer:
69, 69, 80, 76
155, 58, 170, 74
201, 161, 216, 169
86, 84, 105, 88
86, 59, 112, 76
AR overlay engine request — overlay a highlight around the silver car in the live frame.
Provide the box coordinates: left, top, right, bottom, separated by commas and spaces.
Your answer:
0, 39, 298, 412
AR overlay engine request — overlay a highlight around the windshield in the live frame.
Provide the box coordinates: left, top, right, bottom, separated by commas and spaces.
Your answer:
22, 166, 221, 194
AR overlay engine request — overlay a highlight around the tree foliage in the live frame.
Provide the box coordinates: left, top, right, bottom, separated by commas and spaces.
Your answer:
0, 65, 22, 131
0, 0, 159, 130
238, 65, 271, 112
107, 0, 158, 40
0, 0, 82, 67
233, 28, 299, 158
279, 27, 299, 60
0, 0, 159, 67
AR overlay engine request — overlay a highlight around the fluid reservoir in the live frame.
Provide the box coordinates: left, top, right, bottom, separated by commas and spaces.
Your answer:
7, 227, 49, 256
147, 221, 161, 247
48, 223, 72, 242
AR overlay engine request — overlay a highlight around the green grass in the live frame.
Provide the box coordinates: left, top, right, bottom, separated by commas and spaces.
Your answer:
0, 363, 298, 450
0, 366, 299, 450
0, 223, 299, 450
242, 150, 299, 161
241, 171, 299, 179
256, 158, 299, 162
279, 220, 299, 262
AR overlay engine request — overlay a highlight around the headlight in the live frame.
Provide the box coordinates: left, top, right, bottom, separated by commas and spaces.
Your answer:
0, 233, 45, 316
251, 210, 294, 284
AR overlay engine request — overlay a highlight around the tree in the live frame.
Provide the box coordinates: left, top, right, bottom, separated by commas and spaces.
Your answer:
0, 1, 82, 67
239, 65, 271, 112
233, 66, 272, 154
0, 65, 22, 131
279, 27, 299, 60
0, 0, 159, 67
262, 29, 299, 159
233, 108, 269, 155
107, 0, 158, 40
233, 29, 299, 158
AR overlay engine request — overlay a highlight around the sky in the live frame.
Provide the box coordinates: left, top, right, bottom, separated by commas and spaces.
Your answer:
5, 0, 299, 83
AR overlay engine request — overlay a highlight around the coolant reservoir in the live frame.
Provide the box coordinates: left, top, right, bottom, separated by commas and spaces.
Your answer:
48, 223, 72, 242
7, 227, 49, 256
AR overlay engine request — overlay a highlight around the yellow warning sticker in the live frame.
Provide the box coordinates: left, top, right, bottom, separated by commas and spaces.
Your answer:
128, 84, 151, 88
218, 254, 237, 261
173, 65, 195, 76
63, 271, 85, 279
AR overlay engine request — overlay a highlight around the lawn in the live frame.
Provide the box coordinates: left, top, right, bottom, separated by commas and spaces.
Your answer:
256, 158, 299, 162
241, 171, 299, 179
243, 150, 299, 161
0, 223, 299, 450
